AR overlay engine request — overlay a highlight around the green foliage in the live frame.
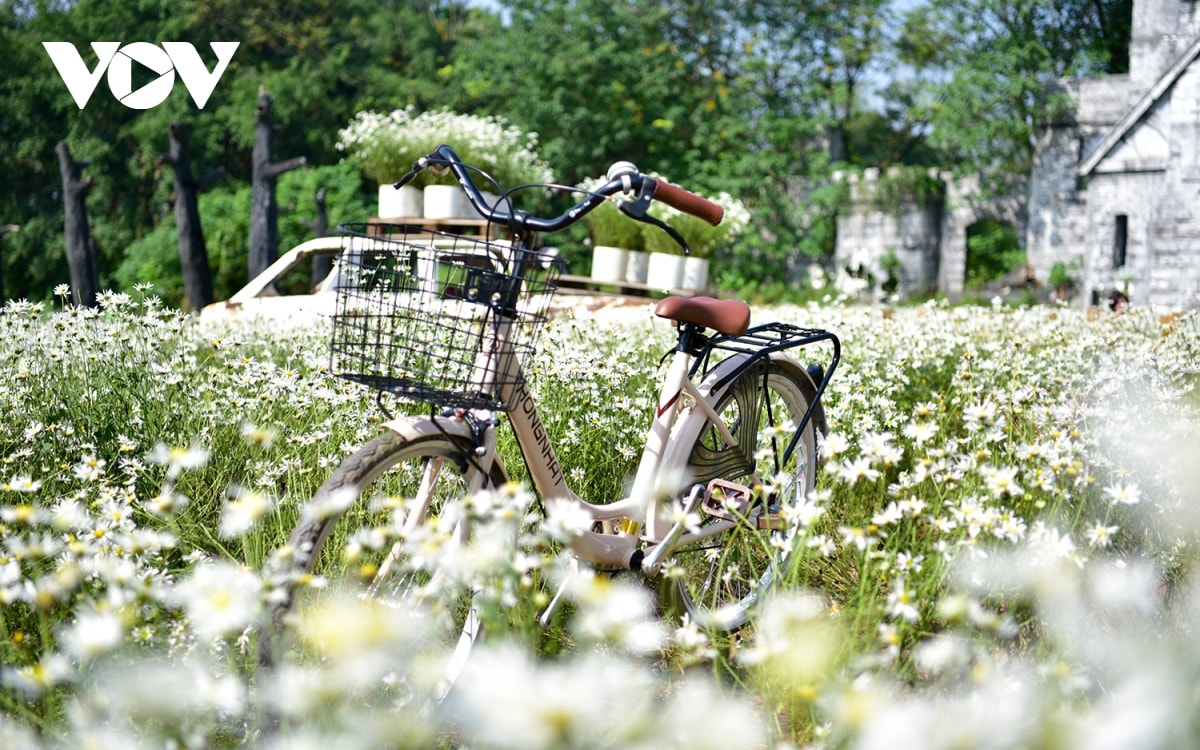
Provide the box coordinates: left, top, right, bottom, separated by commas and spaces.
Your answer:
865, 166, 944, 212
965, 218, 1024, 289
895, 0, 1134, 179
112, 223, 183, 303
641, 221, 687, 256
275, 162, 372, 245
0, 215, 67, 303
723, 277, 832, 306
449, 0, 712, 187
583, 200, 644, 250
847, 108, 942, 168
0, 0, 1136, 305
115, 164, 370, 305
116, 185, 248, 307
1048, 255, 1084, 290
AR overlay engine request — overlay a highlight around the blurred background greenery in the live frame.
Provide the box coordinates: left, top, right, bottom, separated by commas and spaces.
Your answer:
0, 0, 1133, 305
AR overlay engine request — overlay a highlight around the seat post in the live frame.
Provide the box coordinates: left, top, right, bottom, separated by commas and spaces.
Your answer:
676, 322, 708, 356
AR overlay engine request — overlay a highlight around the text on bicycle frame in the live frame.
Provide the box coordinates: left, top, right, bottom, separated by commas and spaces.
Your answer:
514, 385, 564, 487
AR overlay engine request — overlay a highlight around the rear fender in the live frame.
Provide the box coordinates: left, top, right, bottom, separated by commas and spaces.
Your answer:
661, 352, 824, 472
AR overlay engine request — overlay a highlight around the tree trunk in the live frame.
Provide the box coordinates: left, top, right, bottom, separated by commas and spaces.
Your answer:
162, 122, 223, 312
55, 142, 100, 308
826, 124, 848, 164
302, 188, 332, 286
249, 89, 306, 280
0, 224, 18, 302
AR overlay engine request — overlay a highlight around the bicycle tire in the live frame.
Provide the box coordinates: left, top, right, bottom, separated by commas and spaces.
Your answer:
662, 359, 824, 630
257, 427, 508, 699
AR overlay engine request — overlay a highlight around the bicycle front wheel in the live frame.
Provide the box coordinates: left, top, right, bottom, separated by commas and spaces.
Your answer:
663, 359, 823, 630
258, 426, 509, 697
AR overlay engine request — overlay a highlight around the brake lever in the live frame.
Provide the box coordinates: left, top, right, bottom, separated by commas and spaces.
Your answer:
632, 213, 691, 256
617, 176, 691, 255
393, 160, 424, 189
393, 156, 448, 189
615, 175, 656, 219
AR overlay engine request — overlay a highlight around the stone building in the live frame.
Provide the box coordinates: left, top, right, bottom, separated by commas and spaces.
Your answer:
1027, 0, 1200, 308
836, 0, 1200, 309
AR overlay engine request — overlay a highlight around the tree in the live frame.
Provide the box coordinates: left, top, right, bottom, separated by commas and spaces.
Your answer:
736, 0, 891, 165
0, 0, 1139, 302
248, 90, 306, 279
0, 2, 73, 301
302, 188, 332, 286
160, 122, 224, 311
56, 141, 100, 307
895, 0, 1134, 181
450, 0, 719, 186
0, 224, 16, 301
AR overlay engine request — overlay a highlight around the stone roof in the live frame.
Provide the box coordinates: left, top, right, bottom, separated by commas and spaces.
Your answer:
1077, 33, 1200, 176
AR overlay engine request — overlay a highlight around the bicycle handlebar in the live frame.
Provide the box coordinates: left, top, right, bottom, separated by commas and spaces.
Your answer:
397, 144, 725, 235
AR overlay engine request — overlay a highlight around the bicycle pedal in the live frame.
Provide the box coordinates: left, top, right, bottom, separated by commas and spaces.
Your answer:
702, 478, 754, 519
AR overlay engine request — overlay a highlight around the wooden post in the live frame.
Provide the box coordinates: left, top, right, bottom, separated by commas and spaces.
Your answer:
249, 89, 306, 280
55, 142, 100, 308
160, 122, 224, 312
301, 188, 332, 285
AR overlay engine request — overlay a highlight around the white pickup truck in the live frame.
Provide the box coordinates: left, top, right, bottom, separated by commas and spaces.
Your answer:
199, 236, 345, 327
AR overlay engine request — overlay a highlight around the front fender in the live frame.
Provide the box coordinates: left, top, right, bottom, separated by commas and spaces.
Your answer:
381, 413, 476, 443
379, 413, 510, 483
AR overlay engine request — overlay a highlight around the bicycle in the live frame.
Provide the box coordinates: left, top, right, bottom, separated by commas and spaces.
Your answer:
258, 144, 840, 692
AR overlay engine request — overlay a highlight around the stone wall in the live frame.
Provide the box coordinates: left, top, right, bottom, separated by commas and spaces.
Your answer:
1025, 103, 1092, 284
835, 170, 1026, 299
1129, 0, 1200, 88
834, 168, 943, 298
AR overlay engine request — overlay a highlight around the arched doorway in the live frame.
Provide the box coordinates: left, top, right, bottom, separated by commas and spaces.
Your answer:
964, 218, 1024, 291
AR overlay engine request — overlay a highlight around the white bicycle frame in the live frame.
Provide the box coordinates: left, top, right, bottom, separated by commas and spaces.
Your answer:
378, 318, 802, 575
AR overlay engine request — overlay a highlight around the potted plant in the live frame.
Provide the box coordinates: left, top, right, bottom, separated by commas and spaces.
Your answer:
462, 112, 555, 190
578, 178, 645, 283
338, 107, 553, 220
337, 108, 438, 219
643, 211, 688, 291
643, 188, 750, 292
424, 109, 553, 219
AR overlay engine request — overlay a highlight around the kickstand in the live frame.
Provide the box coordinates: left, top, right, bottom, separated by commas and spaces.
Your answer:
639, 483, 706, 575
539, 556, 580, 628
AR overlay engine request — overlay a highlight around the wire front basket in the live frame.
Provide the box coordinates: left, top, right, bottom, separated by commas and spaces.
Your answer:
330, 222, 562, 411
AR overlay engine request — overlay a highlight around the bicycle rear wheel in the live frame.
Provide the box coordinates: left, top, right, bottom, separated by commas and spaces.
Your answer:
663, 359, 823, 630
258, 427, 509, 700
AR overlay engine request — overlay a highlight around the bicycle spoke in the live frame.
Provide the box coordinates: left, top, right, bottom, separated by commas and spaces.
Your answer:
667, 362, 820, 629
260, 431, 505, 707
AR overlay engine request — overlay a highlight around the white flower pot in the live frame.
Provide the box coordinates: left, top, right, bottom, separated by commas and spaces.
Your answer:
624, 250, 649, 284
469, 192, 503, 220
424, 186, 502, 220
423, 185, 473, 219
682, 257, 710, 292
590, 246, 629, 283
377, 184, 423, 219
647, 252, 685, 291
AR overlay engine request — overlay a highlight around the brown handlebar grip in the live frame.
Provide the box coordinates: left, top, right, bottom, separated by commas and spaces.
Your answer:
652, 180, 725, 226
